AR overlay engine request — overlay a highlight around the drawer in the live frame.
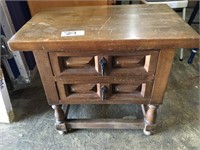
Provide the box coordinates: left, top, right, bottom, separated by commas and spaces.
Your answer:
97, 51, 159, 76
49, 52, 98, 76
49, 51, 159, 76
56, 76, 153, 104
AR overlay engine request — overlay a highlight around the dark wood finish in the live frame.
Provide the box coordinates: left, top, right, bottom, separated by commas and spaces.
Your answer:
62, 104, 70, 117
57, 119, 144, 129
143, 104, 158, 135
110, 51, 158, 76
49, 51, 158, 76
49, 52, 97, 76
145, 105, 158, 124
33, 51, 59, 104
52, 105, 65, 123
55, 75, 154, 104
8, 5, 199, 51
8, 5, 199, 135
141, 82, 153, 98
54, 75, 154, 84
113, 84, 141, 93
56, 81, 152, 104
52, 105, 69, 134
151, 49, 176, 104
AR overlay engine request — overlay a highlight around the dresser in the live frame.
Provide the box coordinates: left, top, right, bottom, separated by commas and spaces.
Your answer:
8, 5, 199, 135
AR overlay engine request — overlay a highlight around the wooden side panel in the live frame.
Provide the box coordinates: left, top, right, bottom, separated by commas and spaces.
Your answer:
28, 0, 112, 16
33, 51, 59, 104
151, 49, 176, 104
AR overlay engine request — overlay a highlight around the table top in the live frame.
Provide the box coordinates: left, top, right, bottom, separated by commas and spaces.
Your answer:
8, 4, 199, 51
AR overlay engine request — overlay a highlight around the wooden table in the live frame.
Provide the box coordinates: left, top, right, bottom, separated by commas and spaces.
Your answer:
8, 5, 199, 135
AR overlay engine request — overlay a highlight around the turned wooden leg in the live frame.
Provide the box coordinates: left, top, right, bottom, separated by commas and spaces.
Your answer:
52, 105, 67, 134
143, 104, 158, 135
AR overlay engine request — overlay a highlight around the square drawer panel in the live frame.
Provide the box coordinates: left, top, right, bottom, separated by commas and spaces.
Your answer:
96, 51, 159, 76
57, 83, 99, 101
49, 51, 158, 76
56, 77, 153, 104
49, 52, 98, 76
110, 83, 153, 101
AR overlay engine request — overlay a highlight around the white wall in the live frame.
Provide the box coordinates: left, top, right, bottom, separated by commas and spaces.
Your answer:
0, 69, 14, 123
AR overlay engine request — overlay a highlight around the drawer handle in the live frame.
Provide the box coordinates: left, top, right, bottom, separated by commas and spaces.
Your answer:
99, 57, 107, 76
101, 86, 108, 101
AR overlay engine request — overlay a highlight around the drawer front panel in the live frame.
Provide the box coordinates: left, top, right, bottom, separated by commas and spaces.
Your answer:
57, 83, 99, 101
49, 51, 158, 76
113, 56, 145, 68
109, 51, 159, 75
56, 78, 153, 104
111, 83, 153, 100
49, 52, 98, 76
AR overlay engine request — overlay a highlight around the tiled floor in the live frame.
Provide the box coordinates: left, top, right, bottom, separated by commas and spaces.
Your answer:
0, 7, 199, 150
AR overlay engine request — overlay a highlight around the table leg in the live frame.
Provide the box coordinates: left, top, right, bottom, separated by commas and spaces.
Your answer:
52, 105, 67, 134
143, 104, 158, 135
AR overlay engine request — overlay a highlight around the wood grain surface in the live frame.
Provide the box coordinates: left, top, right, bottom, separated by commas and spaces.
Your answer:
7, 4, 199, 133
8, 5, 199, 51
151, 49, 176, 104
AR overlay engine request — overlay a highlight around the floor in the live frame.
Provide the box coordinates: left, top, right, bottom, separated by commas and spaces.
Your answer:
0, 7, 199, 150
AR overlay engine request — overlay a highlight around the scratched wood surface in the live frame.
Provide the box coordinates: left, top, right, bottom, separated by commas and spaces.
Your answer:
8, 4, 199, 51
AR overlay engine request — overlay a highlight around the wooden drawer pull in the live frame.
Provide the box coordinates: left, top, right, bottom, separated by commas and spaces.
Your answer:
99, 57, 107, 76
101, 85, 108, 101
